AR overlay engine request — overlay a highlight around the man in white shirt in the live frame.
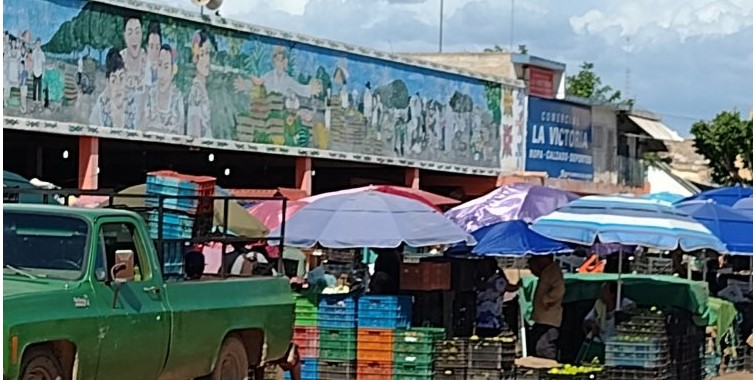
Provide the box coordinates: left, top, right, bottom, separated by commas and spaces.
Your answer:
583, 282, 635, 341
31, 38, 45, 103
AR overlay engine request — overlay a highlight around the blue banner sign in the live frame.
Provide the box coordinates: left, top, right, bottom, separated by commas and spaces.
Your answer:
525, 97, 593, 180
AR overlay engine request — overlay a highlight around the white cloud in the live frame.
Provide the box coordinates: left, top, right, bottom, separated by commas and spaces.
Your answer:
569, 0, 753, 46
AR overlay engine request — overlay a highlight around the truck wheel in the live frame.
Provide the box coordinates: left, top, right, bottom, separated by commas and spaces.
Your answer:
20, 347, 64, 380
212, 336, 249, 380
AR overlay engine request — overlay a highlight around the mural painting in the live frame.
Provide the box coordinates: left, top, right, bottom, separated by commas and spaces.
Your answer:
3, 0, 525, 170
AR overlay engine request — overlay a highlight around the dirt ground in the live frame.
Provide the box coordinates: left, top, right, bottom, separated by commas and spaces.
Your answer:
712, 372, 754, 380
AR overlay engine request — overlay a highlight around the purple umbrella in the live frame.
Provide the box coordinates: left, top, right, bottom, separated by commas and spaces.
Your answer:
445, 183, 578, 232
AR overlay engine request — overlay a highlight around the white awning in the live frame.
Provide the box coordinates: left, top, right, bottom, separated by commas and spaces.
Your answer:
628, 115, 683, 142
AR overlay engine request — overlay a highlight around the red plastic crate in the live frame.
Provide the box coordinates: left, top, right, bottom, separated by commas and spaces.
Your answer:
356, 361, 393, 380
357, 329, 394, 362
400, 261, 451, 291
292, 327, 319, 359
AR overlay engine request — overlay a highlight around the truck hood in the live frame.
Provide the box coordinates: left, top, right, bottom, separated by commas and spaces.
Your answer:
3, 276, 77, 299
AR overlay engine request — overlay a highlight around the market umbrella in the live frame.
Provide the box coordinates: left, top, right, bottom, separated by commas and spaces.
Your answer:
248, 200, 309, 230
532, 195, 728, 308
96, 184, 268, 238
302, 185, 459, 211
642, 191, 685, 204
464, 220, 574, 256
733, 197, 753, 212
445, 183, 578, 232
270, 191, 476, 249
532, 195, 727, 253
675, 200, 753, 256
680, 186, 753, 207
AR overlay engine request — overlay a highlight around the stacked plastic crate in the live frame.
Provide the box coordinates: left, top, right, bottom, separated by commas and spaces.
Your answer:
604, 311, 673, 379
393, 328, 444, 380
145, 171, 215, 276
319, 295, 358, 380
433, 337, 516, 379
355, 296, 412, 380
289, 294, 319, 380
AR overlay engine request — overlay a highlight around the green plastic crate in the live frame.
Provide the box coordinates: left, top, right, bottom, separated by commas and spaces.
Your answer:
319, 328, 357, 361
294, 294, 318, 326
393, 362, 433, 380
394, 328, 445, 353
394, 351, 434, 366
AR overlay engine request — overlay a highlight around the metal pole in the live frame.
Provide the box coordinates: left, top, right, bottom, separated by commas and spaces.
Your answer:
438, 0, 443, 53
510, 0, 515, 51
278, 198, 287, 276
616, 246, 623, 309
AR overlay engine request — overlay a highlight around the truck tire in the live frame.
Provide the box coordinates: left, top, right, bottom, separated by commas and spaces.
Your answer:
211, 336, 249, 380
20, 347, 64, 380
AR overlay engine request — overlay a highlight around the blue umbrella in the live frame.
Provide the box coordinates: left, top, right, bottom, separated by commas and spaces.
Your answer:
679, 186, 753, 207
470, 220, 573, 256
676, 200, 752, 256
642, 192, 685, 204
733, 197, 753, 213
531, 195, 727, 253
270, 191, 476, 249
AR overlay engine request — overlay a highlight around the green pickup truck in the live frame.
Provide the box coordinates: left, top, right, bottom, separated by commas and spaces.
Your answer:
3, 204, 295, 380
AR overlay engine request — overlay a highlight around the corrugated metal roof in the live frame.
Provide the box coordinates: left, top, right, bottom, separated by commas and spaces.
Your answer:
628, 115, 684, 142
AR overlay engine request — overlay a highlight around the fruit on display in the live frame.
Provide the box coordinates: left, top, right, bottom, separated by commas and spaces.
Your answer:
547, 364, 603, 376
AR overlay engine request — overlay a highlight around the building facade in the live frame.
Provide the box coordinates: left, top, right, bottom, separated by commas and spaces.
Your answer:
3, 0, 526, 194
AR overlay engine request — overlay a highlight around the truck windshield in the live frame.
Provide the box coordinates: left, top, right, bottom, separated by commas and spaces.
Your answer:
3, 211, 89, 280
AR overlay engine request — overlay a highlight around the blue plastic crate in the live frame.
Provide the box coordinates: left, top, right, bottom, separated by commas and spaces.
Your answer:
358, 316, 411, 329
319, 295, 357, 310
146, 175, 207, 213
148, 211, 194, 239
358, 295, 411, 311
358, 296, 412, 329
605, 340, 667, 355
604, 356, 668, 368
319, 317, 357, 329
160, 240, 186, 276
284, 359, 318, 380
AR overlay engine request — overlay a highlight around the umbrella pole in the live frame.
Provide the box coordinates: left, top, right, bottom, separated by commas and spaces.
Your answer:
616, 246, 623, 310
518, 267, 528, 357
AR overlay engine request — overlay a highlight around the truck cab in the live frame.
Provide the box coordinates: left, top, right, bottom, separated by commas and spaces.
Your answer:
4, 203, 295, 380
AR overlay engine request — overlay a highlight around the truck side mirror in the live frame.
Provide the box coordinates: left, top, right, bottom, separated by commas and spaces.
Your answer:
112, 250, 135, 282
110, 250, 135, 309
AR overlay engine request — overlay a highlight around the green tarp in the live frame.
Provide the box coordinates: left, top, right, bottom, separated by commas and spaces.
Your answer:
703, 296, 738, 338
518, 273, 711, 325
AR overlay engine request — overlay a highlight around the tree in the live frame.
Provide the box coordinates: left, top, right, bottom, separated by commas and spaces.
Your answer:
484, 45, 505, 53
690, 110, 753, 185
518, 44, 528, 54
566, 62, 627, 105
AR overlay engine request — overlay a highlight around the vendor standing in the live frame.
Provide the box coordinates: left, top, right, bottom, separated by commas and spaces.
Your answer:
476, 258, 520, 337
528, 255, 565, 360
583, 282, 635, 341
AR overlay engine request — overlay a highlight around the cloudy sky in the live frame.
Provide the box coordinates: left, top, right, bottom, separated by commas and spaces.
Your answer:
151, 0, 753, 136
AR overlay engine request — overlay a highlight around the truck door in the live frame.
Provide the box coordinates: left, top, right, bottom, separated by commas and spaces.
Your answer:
91, 219, 170, 380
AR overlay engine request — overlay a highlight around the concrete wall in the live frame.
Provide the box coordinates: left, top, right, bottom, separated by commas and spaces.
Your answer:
591, 105, 618, 184
403, 52, 519, 81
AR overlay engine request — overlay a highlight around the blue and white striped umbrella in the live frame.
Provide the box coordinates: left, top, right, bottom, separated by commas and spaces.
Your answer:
531, 195, 728, 253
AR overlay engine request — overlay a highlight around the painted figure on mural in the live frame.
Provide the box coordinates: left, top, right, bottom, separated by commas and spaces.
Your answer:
362, 82, 373, 125
145, 44, 185, 135
234, 45, 322, 99
333, 65, 349, 109
90, 48, 137, 130
19, 48, 31, 113
31, 38, 45, 105
146, 22, 162, 86
187, 31, 212, 138
121, 13, 151, 126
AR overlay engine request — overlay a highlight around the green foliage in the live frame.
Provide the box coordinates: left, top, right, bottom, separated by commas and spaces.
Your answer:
449, 91, 473, 113
484, 82, 502, 125
315, 66, 331, 100
484, 45, 505, 53
518, 44, 528, 54
45, 3, 125, 55
690, 111, 753, 185
376, 80, 410, 109
566, 62, 626, 105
